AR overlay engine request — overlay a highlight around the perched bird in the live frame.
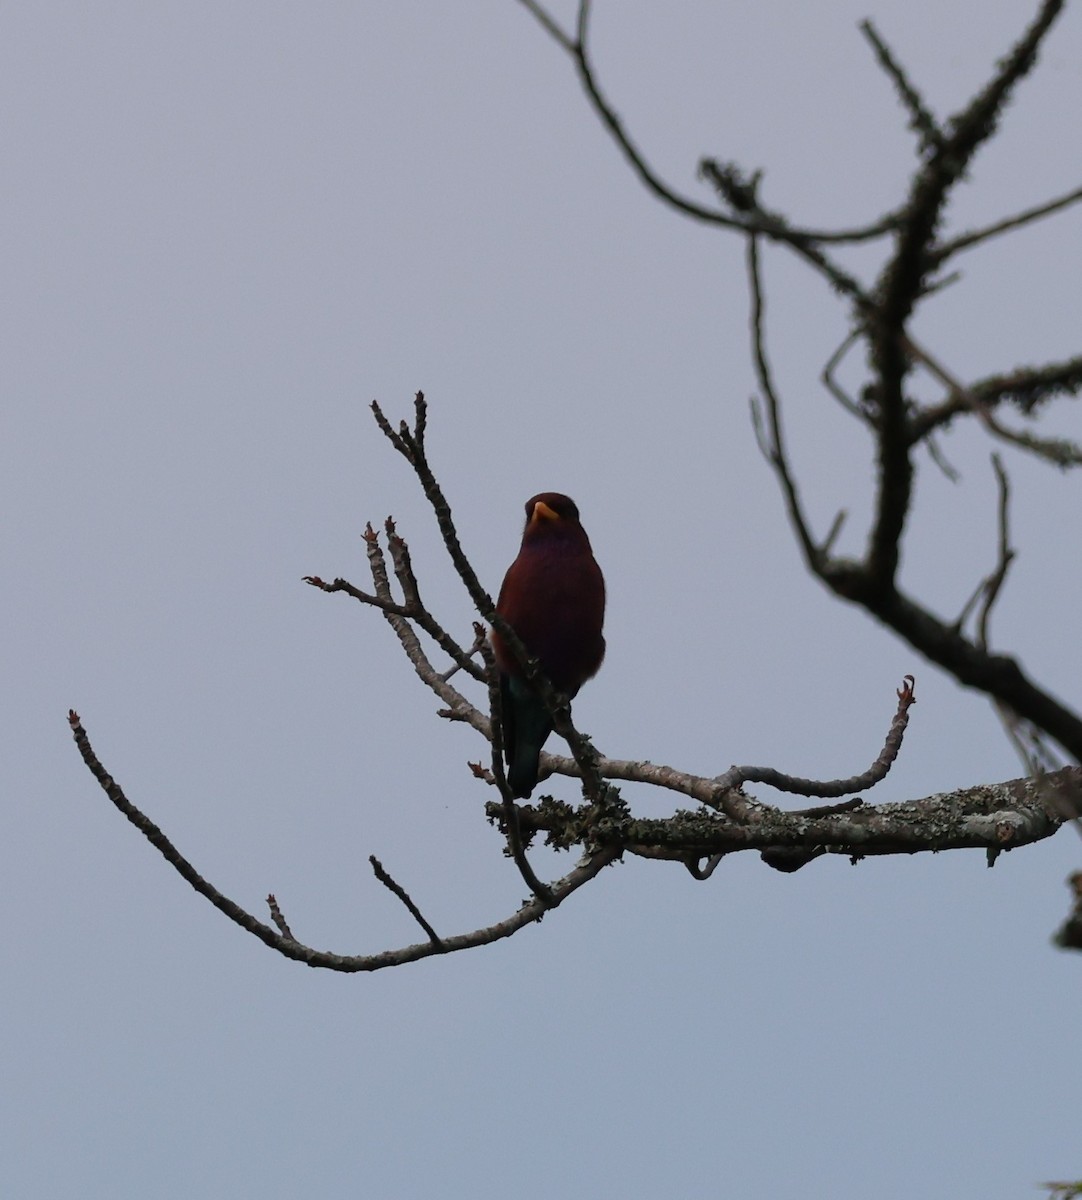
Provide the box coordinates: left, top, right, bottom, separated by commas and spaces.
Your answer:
492, 493, 605, 798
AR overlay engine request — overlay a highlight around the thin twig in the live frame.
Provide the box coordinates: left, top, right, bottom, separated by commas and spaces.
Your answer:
567, 0, 754, 235
909, 355, 1082, 439
440, 626, 487, 682
924, 429, 961, 483
700, 160, 876, 296
746, 234, 821, 567
514, 0, 574, 52
308, 527, 488, 732
69, 709, 296, 951
995, 701, 1054, 777
371, 398, 497, 621
820, 510, 848, 557
305, 550, 486, 685
384, 516, 422, 608
369, 856, 442, 946
859, 19, 942, 156
308, 565, 485, 687
266, 894, 295, 940
714, 676, 917, 801
952, 453, 1014, 639
516, 0, 899, 247
685, 854, 726, 881
904, 335, 1082, 467
975, 454, 1015, 649
952, 575, 988, 637
935, 183, 1082, 262
822, 330, 875, 426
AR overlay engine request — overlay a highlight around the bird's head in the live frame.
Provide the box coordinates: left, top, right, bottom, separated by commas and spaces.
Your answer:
519, 492, 592, 553
523, 492, 580, 527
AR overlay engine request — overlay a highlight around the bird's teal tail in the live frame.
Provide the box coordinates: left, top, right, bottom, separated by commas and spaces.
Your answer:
501, 674, 553, 799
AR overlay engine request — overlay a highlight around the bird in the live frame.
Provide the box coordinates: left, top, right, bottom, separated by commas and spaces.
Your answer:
491, 492, 605, 798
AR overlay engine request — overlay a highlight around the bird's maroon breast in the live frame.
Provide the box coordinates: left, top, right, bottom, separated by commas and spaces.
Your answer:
494, 540, 605, 695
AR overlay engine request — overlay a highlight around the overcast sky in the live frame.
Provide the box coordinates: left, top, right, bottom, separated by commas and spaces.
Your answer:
5, 3, 1082, 1197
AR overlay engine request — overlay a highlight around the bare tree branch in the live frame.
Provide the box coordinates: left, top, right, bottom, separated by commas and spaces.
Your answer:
859, 19, 942, 157
514, 0, 574, 53
904, 336, 1082, 467
516, 0, 901, 247
697, 161, 879, 296
863, 1, 1066, 578
935, 183, 1082, 262
306, 525, 489, 734
266, 894, 295, 941
747, 234, 822, 568
714, 676, 917, 801
69, 708, 618, 972
822, 331, 876, 427
505, 769, 1072, 865
877, 0, 1065, 324
440, 626, 487, 682
909, 355, 1082, 440
368, 856, 443, 946
976, 454, 1015, 650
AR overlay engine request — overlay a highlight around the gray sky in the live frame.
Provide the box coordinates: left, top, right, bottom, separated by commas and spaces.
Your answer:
5, 3, 1082, 1197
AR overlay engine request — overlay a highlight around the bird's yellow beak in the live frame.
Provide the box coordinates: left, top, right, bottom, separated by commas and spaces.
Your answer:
532, 500, 560, 522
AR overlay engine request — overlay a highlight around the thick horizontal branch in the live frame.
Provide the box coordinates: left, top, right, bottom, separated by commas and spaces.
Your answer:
504, 769, 1073, 864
